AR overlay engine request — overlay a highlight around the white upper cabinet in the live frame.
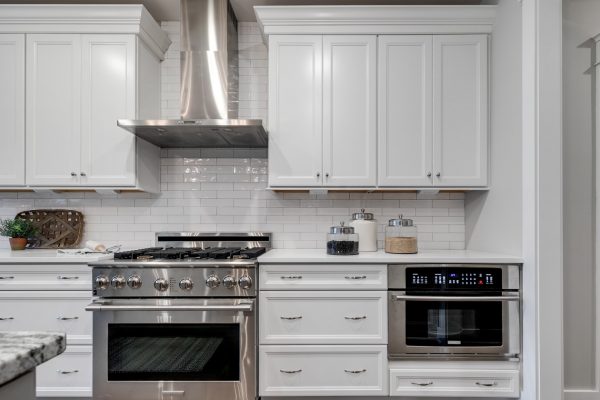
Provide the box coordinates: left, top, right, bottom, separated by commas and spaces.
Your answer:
0, 34, 25, 186
26, 34, 82, 186
268, 35, 323, 187
378, 35, 433, 187
80, 34, 136, 186
433, 34, 488, 186
323, 35, 377, 187
268, 34, 377, 187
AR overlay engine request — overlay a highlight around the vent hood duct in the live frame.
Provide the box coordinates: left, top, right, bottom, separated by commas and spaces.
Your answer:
117, 0, 267, 148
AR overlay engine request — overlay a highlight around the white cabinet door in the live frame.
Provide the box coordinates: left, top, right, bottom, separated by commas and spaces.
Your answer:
26, 34, 81, 186
268, 35, 323, 187
322, 35, 376, 187
0, 34, 25, 186
378, 35, 433, 187
433, 35, 488, 186
81, 35, 136, 186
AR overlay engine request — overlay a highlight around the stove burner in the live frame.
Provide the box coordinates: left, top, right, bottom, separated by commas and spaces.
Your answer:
113, 247, 163, 260
112, 246, 267, 261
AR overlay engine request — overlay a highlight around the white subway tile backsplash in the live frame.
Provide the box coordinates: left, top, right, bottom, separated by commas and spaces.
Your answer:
0, 21, 465, 250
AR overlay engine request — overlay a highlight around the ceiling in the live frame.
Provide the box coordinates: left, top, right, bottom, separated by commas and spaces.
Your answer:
0, 0, 490, 22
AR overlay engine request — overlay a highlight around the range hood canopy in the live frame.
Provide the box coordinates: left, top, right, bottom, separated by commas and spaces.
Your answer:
118, 0, 267, 148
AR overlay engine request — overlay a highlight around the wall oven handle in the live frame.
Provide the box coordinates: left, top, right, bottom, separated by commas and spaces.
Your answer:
85, 302, 254, 312
393, 295, 520, 302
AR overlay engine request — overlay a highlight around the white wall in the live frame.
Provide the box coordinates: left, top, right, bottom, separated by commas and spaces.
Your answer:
562, 0, 598, 391
464, 0, 522, 256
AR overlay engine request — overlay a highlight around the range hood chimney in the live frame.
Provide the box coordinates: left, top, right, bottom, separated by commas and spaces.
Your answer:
117, 0, 267, 148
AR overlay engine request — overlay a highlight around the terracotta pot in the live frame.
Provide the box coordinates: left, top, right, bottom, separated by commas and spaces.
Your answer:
9, 237, 27, 251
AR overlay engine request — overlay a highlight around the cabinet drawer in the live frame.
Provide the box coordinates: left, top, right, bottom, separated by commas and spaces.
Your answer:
260, 345, 388, 396
390, 368, 520, 398
0, 291, 91, 344
259, 264, 386, 290
260, 291, 386, 344
0, 264, 91, 290
36, 345, 92, 398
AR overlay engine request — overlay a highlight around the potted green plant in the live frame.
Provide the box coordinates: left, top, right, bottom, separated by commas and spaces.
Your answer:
0, 218, 37, 251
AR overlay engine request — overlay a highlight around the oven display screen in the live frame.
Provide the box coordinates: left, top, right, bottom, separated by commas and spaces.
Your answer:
406, 267, 502, 290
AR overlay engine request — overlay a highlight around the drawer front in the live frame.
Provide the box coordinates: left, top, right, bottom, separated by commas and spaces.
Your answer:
260, 291, 386, 344
36, 345, 92, 398
260, 264, 387, 290
390, 368, 520, 398
0, 291, 92, 344
0, 264, 91, 290
260, 345, 388, 396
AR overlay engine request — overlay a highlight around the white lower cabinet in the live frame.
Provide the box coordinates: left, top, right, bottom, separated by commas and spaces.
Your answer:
0, 263, 92, 397
260, 345, 388, 397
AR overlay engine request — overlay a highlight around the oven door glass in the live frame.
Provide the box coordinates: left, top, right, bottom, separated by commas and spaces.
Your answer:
405, 299, 503, 347
107, 323, 239, 381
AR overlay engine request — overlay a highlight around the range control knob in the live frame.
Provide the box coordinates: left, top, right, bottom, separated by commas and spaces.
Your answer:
111, 275, 126, 289
95, 275, 110, 290
206, 275, 221, 288
223, 275, 237, 289
238, 275, 253, 290
127, 275, 142, 289
179, 278, 194, 291
154, 278, 169, 292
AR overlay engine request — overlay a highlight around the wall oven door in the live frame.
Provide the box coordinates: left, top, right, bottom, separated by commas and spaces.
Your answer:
86, 298, 255, 400
388, 291, 520, 358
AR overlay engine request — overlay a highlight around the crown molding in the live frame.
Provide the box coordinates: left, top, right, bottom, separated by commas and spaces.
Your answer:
255, 5, 497, 37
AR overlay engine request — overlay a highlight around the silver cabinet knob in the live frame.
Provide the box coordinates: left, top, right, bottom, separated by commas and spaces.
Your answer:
154, 278, 169, 292
223, 275, 237, 289
179, 278, 194, 291
238, 275, 253, 290
70, 172, 77, 177
436, 172, 441, 177
111, 275, 126, 289
206, 275, 221, 288
127, 275, 142, 289
427, 172, 432, 178
80, 172, 86, 177
95, 275, 110, 290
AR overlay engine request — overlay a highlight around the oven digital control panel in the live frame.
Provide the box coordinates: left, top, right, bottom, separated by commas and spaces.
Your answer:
406, 267, 502, 290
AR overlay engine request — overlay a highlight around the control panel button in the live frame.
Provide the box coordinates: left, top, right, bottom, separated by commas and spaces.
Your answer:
238, 275, 252, 290
95, 275, 110, 290
179, 278, 194, 291
154, 278, 169, 292
206, 275, 221, 288
127, 275, 142, 289
111, 275, 126, 289
223, 275, 237, 289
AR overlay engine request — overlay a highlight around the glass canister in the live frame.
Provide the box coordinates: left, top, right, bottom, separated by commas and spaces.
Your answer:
327, 222, 359, 255
385, 215, 418, 254
349, 209, 377, 252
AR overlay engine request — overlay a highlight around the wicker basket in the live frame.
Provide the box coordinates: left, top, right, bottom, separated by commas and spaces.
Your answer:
16, 209, 84, 249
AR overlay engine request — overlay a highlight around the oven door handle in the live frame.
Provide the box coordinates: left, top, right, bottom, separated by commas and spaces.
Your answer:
392, 295, 520, 302
85, 301, 254, 312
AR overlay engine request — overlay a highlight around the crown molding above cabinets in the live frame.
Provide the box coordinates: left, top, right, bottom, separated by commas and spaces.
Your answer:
254, 5, 497, 37
259, 6, 493, 191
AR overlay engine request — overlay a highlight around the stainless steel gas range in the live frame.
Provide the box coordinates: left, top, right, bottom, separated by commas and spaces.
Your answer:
86, 232, 271, 400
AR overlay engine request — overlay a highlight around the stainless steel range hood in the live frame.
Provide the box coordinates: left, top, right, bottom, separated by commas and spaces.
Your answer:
117, 0, 267, 148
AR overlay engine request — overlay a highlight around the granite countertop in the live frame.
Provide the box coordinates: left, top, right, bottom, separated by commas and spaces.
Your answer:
0, 331, 66, 386
258, 249, 523, 264
0, 249, 113, 264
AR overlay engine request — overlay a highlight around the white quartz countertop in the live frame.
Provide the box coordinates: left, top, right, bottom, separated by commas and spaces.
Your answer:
0, 249, 112, 263
0, 331, 66, 386
258, 249, 523, 264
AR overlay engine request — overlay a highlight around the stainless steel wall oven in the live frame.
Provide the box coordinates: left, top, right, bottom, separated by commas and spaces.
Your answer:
388, 264, 520, 359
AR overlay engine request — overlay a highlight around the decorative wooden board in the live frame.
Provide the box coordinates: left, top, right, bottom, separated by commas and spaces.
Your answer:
16, 209, 84, 249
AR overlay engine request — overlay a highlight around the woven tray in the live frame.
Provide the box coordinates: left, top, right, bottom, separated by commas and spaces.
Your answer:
16, 209, 84, 249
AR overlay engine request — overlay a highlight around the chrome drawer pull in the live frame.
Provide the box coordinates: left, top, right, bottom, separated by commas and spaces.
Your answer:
0, 276, 15, 280
280, 369, 302, 374
57, 276, 80, 280
411, 381, 434, 387
344, 315, 367, 320
476, 381, 498, 387
0, 317, 14, 321
57, 316, 79, 320
57, 369, 79, 374
345, 275, 367, 280
280, 316, 303, 320
280, 275, 303, 280
344, 369, 366, 374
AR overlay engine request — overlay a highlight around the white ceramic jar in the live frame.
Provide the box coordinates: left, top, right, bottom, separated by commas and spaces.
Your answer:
349, 209, 377, 252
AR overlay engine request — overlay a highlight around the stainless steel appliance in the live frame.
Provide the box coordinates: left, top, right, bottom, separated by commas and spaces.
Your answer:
86, 232, 270, 400
388, 264, 520, 359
